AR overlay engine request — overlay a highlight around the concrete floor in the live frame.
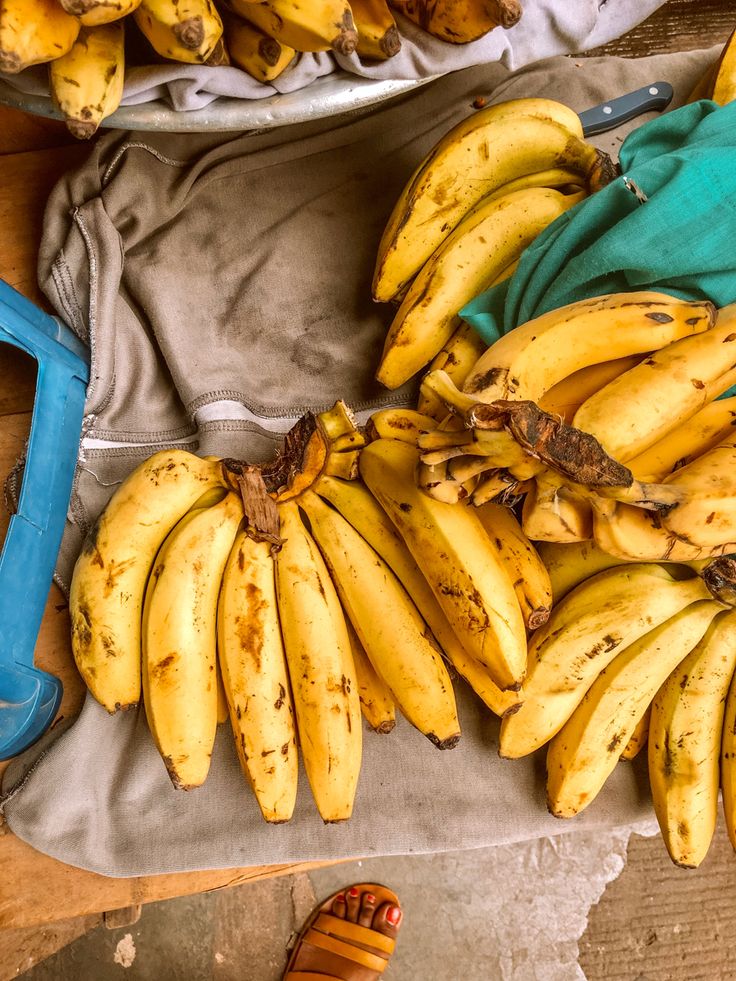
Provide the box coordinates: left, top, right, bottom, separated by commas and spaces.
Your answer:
17, 821, 654, 981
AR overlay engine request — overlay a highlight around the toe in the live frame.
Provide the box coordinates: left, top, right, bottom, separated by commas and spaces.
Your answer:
345, 886, 361, 922
372, 901, 403, 940
331, 893, 347, 919
358, 891, 377, 927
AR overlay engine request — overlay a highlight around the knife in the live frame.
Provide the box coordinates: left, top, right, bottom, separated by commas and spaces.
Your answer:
579, 82, 674, 137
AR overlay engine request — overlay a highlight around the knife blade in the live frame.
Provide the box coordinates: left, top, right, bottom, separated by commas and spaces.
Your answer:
579, 82, 674, 137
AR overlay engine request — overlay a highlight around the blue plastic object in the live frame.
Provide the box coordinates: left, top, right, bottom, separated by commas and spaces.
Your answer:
0, 280, 88, 761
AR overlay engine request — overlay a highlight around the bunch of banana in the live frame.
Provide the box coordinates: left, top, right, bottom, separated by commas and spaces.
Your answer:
510, 550, 736, 869
371, 97, 617, 389
388, 0, 521, 45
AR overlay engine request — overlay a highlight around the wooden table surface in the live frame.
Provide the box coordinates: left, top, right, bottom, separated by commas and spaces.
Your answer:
0, 0, 733, 940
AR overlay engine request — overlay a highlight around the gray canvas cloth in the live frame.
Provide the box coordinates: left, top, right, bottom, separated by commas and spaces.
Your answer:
1, 46, 719, 876
0, 0, 668, 108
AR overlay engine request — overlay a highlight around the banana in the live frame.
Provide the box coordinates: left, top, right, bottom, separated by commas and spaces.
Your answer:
359, 439, 527, 690
461, 292, 717, 405
274, 501, 361, 822
627, 395, 736, 481
721, 642, 736, 850
223, 10, 295, 81
229, 0, 358, 54
620, 704, 650, 761
498, 564, 714, 758
388, 0, 521, 45
372, 99, 607, 302
535, 540, 633, 604
547, 599, 721, 819
520, 473, 592, 544
49, 23, 125, 140
712, 27, 736, 105
299, 490, 460, 748
345, 618, 396, 734
660, 430, 736, 548
134, 0, 223, 63
649, 608, 736, 867
537, 355, 645, 424
571, 311, 736, 462
59, 0, 142, 25
315, 474, 521, 717
69, 450, 226, 713
478, 167, 589, 203
350, 0, 400, 59
591, 497, 722, 563
366, 407, 437, 446
475, 502, 552, 630
216, 660, 229, 725
376, 187, 584, 389
217, 531, 298, 823
417, 322, 488, 421
142, 492, 244, 790
0, 0, 80, 73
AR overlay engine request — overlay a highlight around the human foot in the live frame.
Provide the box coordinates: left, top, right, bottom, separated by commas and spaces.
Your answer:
283, 882, 402, 980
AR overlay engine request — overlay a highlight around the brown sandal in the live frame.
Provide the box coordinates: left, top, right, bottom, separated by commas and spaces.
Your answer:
283, 882, 400, 980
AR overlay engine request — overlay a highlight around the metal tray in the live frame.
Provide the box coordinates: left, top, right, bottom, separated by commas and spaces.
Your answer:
0, 70, 439, 132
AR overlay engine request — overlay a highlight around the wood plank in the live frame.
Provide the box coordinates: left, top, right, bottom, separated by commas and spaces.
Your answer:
0, 106, 79, 156
0, 850, 339, 930
0, 142, 90, 308
0, 913, 101, 981
589, 0, 734, 57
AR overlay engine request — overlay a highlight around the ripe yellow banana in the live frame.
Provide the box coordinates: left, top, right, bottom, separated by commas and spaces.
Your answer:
359, 439, 527, 690
417, 323, 488, 421
376, 186, 584, 390
142, 492, 243, 790
572, 310, 736, 462
388, 0, 521, 44
49, 23, 125, 140
479, 166, 589, 203
230, 0, 358, 54
222, 11, 295, 81
649, 608, 736, 868
620, 704, 650, 761
660, 430, 736, 548
314, 474, 521, 717
350, 0, 400, 59
59, 0, 142, 25
475, 502, 552, 630
537, 355, 645, 424
547, 599, 721, 819
498, 564, 714, 758
299, 490, 460, 748
591, 497, 720, 563
721, 645, 736, 850
274, 501, 361, 822
520, 474, 592, 544
134, 0, 223, 63
627, 395, 736, 482
217, 531, 298, 823
0, 0, 80, 73
366, 407, 437, 446
345, 618, 396, 734
372, 99, 604, 302
462, 292, 717, 404
712, 27, 736, 105
69, 450, 226, 713
535, 539, 633, 604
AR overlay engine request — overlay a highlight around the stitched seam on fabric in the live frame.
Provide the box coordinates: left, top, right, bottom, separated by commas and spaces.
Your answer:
81, 441, 200, 459
197, 420, 283, 440
0, 747, 53, 812
102, 143, 191, 187
58, 249, 84, 332
187, 391, 413, 418
86, 423, 197, 442
50, 257, 83, 340
71, 208, 100, 406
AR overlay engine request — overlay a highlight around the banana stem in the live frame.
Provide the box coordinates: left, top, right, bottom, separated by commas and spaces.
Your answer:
421, 369, 485, 417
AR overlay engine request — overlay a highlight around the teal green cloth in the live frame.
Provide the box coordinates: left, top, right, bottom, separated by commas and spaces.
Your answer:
461, 100, 736, 348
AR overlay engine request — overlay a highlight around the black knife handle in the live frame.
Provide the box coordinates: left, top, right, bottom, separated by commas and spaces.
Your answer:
578, 82, 674, 137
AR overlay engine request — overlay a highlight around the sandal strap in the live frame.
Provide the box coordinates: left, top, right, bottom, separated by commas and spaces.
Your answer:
285, 974, 346, 980
303, 929, 389, 973
313, 914, 395, 955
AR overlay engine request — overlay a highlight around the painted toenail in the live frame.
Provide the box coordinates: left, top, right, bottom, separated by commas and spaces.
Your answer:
335, 894, 345, 902
386, 906, 402, 925
365, 894, 375, 903
348, 888, 359, 897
